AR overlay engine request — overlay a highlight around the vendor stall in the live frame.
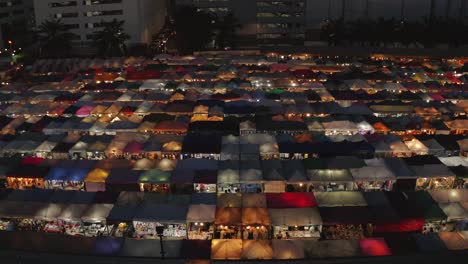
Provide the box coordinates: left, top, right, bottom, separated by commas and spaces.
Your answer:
138, 169, 171, 193
187, 204, 216, 240
6, 166, 49, 189
105, 169, 141, 193
84, 168, 110, 192
45, 167, 88, 191
81, 204, 114, 237
57, 204, 88, 236
194, 170, 217, 193
133, 204, 188, 239
307, 169, 354, 192
241, 208, 270, 239
214, 207, 242, 239
350, 166, 396, 191
217, 169, 240, 194
268, 208, 322, 240
414, 164, 456, 190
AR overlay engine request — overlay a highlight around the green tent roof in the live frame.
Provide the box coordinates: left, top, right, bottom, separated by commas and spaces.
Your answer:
138, 169, 171, 184
407, 191, 447, 221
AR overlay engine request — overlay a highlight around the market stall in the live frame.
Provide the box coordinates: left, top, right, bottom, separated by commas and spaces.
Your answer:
105, 169, 141, 193
138, 169, 171, 193
6, 166, 49, 189
214, 207, 242, 239
191, 170, 216, 193
268, 208, 322, 240
414, 164, 456, 190
241, 208, 270, 239
240, 168, 263, 193
84, 168, 110, 192
133, 204, 188, 239
45, 167, 88, 191
241, 240, 273, 259
350, 166, 396, 191
217, 169, 240, 194
211, 239, 242, 260
306, 169, 354, 192
186, 204, 216, 239
57, 204, 88, 236
81, 204, 114, 237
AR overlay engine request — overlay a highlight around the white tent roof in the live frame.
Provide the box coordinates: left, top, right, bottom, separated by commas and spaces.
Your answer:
350, 166, 396, 181
314, 192, 367, 207
429, 189, 468, 203
438, 157, 468, 167
268, 208, 322, 226
186, 204, 216, 222
438, 202, 468, 221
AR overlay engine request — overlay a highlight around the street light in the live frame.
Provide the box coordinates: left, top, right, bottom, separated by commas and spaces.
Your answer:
7, 40, 12, 50
156, 226, 165, 259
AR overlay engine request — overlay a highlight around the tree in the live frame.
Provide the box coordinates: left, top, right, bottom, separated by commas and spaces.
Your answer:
214, 12, 241, 49
92, 19, 130, 57
174, 6, 214, 54
37, 19, 76, 57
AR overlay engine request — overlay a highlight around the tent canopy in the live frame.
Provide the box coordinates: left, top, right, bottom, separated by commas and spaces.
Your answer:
186, 204, 216, 222
215, 207, 242, 226
266, 193, 317, 208
242, 207, 270, 226
211, 239, 242, 260
315, 192, 367, 207
269, 208, 322, 226
138, 169, 171, 184
242, 194, 267, 208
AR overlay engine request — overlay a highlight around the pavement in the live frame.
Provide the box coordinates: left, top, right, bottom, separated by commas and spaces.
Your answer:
0, 250, 467, 264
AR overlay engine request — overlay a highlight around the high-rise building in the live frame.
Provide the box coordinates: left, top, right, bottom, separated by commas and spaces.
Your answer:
33, 0, 168, 47
175, 0, 306, 46
0, 0, 35, 49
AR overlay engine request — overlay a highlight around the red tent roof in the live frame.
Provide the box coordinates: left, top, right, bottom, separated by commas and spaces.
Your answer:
360, 238, 392, 256
126, 70, 161, 81
21, 156, 44, 166
266, 193, 317, 208
374, 218, 424, 233
123, 141, 144, 154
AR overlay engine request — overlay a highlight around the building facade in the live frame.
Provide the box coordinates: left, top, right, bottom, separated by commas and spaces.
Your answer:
0, 0, 35, 49
175, 0, 306, 46
33, 0, 167, 47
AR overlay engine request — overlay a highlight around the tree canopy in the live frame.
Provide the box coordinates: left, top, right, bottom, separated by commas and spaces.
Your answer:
37, 19, 76, 57
173, 6, 215, 54
92, 19, 130, 57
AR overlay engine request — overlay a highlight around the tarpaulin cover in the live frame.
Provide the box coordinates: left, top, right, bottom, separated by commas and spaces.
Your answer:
269, 208, 322, 226
217, 193, 242, 208
272, 240, 305, 259
191, 193, 217, 205
81, 204, 114, 222
438, 232, 468, 250
242, 194, 267, 208
406, 191, 447, 221
93, 237, 123, 256
242, 208, 270, 226
181, 239, 211, 259
106, 205, 139, 222
133, 204, 187, 223
215, 207, 242, 226
241, 240, 273, 260
359, 238, 392, 256
303, 240, 361, 258
412, 233, 448, 252
211, 239, 242, 260
315, 192, 367, 207
266, 193, 317, 208
377, 232, 418, 254
363, 192, 400, 223
319, 206, 371, 224
119, 239, 182, 258
187, 204, 216, 222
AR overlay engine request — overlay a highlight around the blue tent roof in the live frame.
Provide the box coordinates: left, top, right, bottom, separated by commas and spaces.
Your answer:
65, 168, 90, 182
45, 167, 67, 181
